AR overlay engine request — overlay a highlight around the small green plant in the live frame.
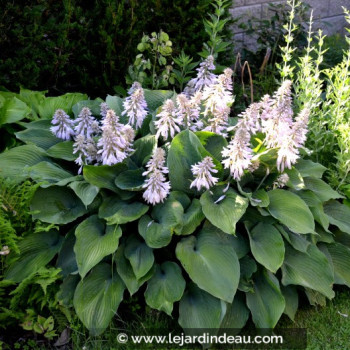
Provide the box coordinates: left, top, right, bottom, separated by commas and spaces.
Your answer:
21, 312, 57, 340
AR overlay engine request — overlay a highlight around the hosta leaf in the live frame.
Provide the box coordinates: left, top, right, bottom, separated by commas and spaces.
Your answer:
176, 226, 240, 302
47, 141, 75, 161
0, 96, 32, 125
73, 263, 125, 336
145, 262, 186, 315
15, 128, 61, 150
295, 159, 326, 178
167, 130, 222, 194
138, 215, 172, 248
200, 186, 248, 235
74, 215, 122, 278
131, 135, 157, 167
284, 168, 305, 190
115, 244, 154, 296
106, 95, 124, 121
179, 283, 226, 330
115, 169, 145, 191
268, 189, 315, 234
68, 181, 99, 207
246, 269, 285, 328
281, 285, 298, 321
247, 223, 285, 273
180, 199, 205, 235
124, 236, 154, 280
144, 89, 174, 111
0, 145, 50, 181
303, 177, 343, 202
325, 243, 350, 287
57, 275, 80, 307
220, 292, 250, 329
83, 163, 127, 192
281, 244, 334, 299
30, 186, 87, 224
195, 131, 228, 161
250, 189, 270, 207
37, 93, 88, 119
4, 230, 63, 283
19, 88, 46, 117
27, 161, 73, 186
57, 231, 78, 277
99, 196, 148, 225
324, 200, 350, 234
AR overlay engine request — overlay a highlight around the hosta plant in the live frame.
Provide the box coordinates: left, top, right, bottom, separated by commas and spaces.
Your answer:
2, 66, 350, 337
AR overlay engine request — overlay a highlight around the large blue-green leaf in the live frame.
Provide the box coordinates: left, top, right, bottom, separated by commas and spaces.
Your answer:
200, 186, 248, 235
295, 159, 327, 178
74, 215, 122, 278
324, 200, 350, 235
73, 263, 125, 336
57, 231, 78, 277
176, 226, 240, 302
18, 88, 46, 117
247, 222, 285, 273
15, 128, 61, 150
0, 96, 32, 125
4, 230, 63, 283
268, 189, 315, 234
0, 145, 50, 181
144, 90, 174, 111
83, 164, 127, 192
115, 169, 145, 191
30, 186, 87, 224
180, 199, 205, 235
145, 262, 186, 315
281, 244, 334, 299
179, 283, 226, 331
72, 98, 104, 118
246, 269, 285, 328
99, 196, 148, 225
47, 141, 75, 161
115, 244, 154, 296
167, 130, 222, 194
220, 292, 250, 329
195, 131, 228, 161
303, 177, 343, 202
68, 181, 99, 207
124, 236, 154, 280
281, 285, 299, 321
37, 93, 88, 119
131, 135, 157, 167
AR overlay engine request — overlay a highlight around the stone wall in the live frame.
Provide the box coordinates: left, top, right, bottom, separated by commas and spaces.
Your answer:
230, 0, 350, 51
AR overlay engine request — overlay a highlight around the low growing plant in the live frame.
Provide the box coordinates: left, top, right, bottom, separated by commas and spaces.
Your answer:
1, 56, 350, 342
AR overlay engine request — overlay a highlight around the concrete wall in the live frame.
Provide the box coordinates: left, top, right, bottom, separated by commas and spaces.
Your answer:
230, 0, 350, 51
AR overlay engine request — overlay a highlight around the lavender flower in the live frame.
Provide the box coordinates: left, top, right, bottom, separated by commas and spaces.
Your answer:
202, 68, 234, 135
176, 92, 203, 131
190, 156, 218, 191
142, 148, 171, 205
155, 99, 182, 140
122, 82, 148, 129
97, 109, 135, 166
75, 107, 98, 138
222, 127, 253, 181
73, 134, 99, 173
184, 55, 217, 96
273, 173, 290, 188
100, 102, 109, 118
51, 109, 75, 140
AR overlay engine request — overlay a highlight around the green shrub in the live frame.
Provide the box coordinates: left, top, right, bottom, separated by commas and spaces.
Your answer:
0, 0, 229, 97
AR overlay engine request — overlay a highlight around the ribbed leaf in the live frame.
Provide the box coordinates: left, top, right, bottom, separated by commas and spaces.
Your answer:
30, 186, 87, 224
246, 269, 285, 328
68, 181, 99, 207
195, 131, 228, 161
138, 215, 172, 248
115, 244, 154, 296
176, 226, 240, 302
57, 231, 78, 277
247, 222, 285, 273
295, 159, 326, 178
303, 177, 343, 202
5, 230, 63, 283
0, 145, 50, 181
99, 196, 148, 225
325, 243, 350, 287
145, 262, 186, 315
115, 169, 145, 191
282, 244, 334, 299
220, 292, 250, 329
131, 135, 157, 167
15, 128, 61, 150
74, 215, 121, 279
200, 186, 248, 235
281, 285, 298, 321
179, 283, 226, 330
124, 236, 154, 280
47, 141, 75, 161
180, 199, 205, 235
268, 189, 315, 234
0, 96, 31, 125
144, 90, 174, 111
73, 263, 125, 336
72, 98, 104, 118
324, 200, 350, 234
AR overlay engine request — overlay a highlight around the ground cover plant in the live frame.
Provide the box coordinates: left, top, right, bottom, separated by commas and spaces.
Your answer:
1, 0, 350, 348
